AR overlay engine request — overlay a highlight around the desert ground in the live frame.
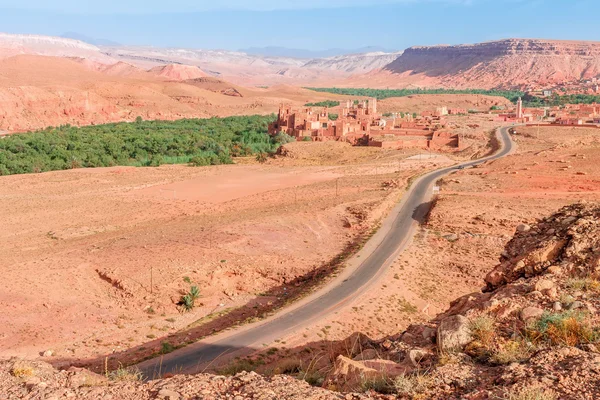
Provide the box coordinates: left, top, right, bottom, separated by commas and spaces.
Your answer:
234, 124, 600, 375
0, 55, 355, 132
0, 140, 460, 369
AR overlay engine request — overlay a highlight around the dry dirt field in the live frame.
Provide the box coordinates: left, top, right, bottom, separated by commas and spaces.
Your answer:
378, 94, 511, 114
0, 141, 457, 369
249, 124, 600, 373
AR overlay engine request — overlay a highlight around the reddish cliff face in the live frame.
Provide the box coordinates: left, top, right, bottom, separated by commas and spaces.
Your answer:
376, 39, 600, 89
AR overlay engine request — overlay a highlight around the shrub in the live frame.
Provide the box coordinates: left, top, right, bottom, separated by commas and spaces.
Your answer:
108, 366, 143, 382
189, 156, 210, 166
302, 370, 325, 386
219, 359, 256, 376
360, 375, 394, 394
566, 278, 600, 293
10, 362, 35, 378
273, 358, 302, 375
160, 341, 175, 354
256, 152, 268, 163
178, 285, 201, 312
189, 285, 200, 300
491, 340, 533, 365
470, 315, 496, 347
394, 372, 434, 397
398, 298, 418, 314
527, 311, 599, 347
273, 132, 295, 145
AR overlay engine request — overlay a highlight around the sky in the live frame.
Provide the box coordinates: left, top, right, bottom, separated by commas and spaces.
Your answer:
0, 0, 598, 51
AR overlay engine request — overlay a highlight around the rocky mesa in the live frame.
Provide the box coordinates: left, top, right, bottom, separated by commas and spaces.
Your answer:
370, 38, 600, 90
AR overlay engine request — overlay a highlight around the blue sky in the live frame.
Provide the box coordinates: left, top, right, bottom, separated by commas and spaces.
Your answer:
0, 0, 598, 50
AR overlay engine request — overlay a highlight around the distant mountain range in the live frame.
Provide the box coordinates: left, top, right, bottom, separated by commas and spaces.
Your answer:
239, 46, 398, 59
61, 32, 121, 47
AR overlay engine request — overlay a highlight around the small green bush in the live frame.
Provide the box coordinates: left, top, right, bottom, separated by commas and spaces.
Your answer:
160, 342, 175, 354
219, 359, 256, 376
256, 152, 268, 163
273, 132, 295, 145
178, 285, 201, 312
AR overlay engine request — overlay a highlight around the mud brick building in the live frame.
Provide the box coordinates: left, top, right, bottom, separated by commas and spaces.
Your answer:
269, 99, 463, 150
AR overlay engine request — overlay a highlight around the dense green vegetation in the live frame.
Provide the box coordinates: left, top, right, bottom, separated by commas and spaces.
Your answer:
308, 87, 600, 108
304, 100, 340, 107
307, 87, 526, 103
0, 115, 278, 176
521, 93, 600, 107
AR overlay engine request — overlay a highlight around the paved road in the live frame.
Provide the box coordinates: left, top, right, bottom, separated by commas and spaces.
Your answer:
137, 126, 514, 378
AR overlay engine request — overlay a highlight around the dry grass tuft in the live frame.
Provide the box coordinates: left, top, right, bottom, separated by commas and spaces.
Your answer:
360, 375, 394, 394
491, 340, 533, 365
218, 359, 256, 376
10, 362, 35, 378
394, 372, 435, 397
470, 315, 496, 347
272, 358, 302, 375
108, 366, 143, 382
566, 278, 600, 293
502, 385, 557, 400
527, 311, 599, 347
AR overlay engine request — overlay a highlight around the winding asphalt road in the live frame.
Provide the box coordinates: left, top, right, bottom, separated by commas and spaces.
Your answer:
137, 126, 514, 378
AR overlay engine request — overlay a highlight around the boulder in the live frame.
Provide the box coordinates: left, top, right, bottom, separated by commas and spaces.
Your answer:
67, 367, 107, 388
405, 349, 429, 367
437, 315, 472, 352
520, 307, 544, 321
352, 349, 379, 361
362, 359, 408, 376
157, 388, 181, 400
516, 223, 531, 232
327, 355, 409, 391
534, 279, 555, 292
326, 355, 378, 390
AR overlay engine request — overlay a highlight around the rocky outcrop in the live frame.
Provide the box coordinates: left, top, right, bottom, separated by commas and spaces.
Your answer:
403, 39, 600, 58
380, 38, 600, 89
485, 202, 600, 290
436, 315, 472, 352
1, 361, 356, 400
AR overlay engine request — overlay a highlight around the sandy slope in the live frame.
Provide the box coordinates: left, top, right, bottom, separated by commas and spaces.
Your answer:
0, 55, 347, 131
